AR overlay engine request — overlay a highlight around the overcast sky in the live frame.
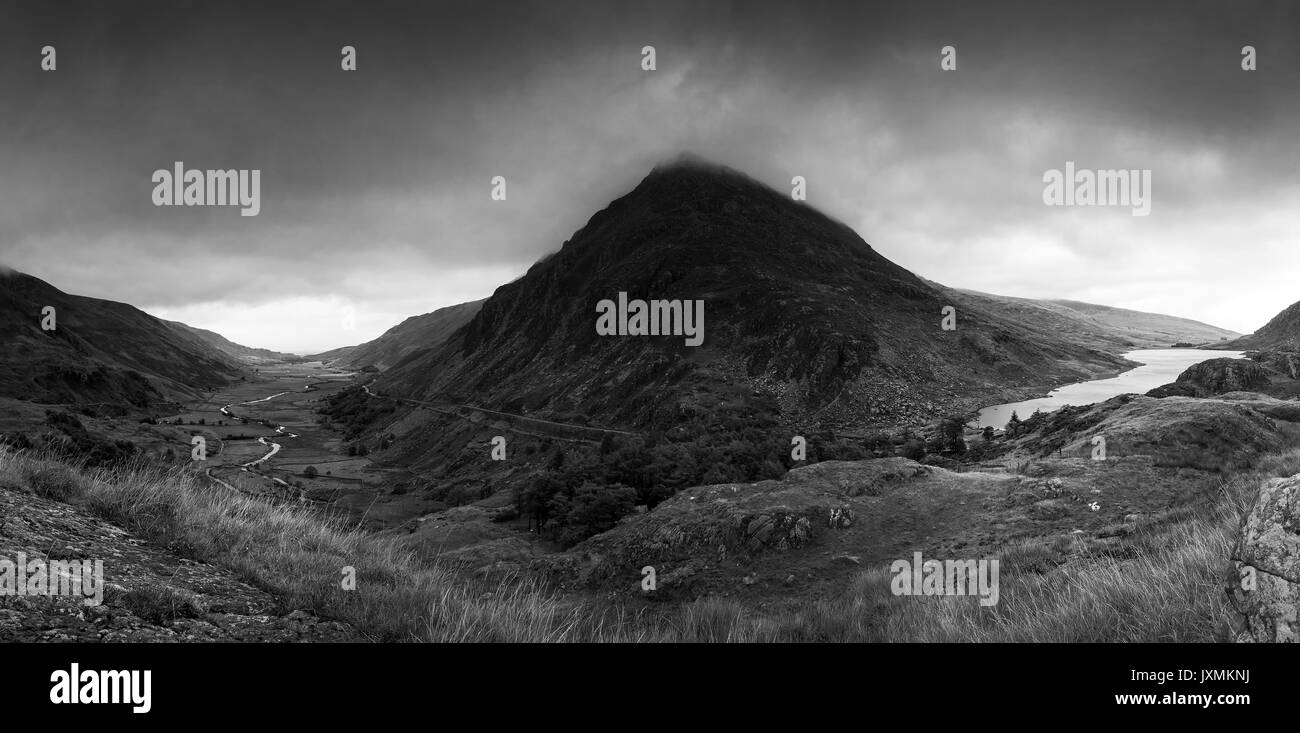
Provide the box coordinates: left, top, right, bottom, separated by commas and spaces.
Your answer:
2, 0, 1297, 353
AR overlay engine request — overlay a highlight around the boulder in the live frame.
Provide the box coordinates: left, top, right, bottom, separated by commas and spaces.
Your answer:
1228, 473, 1300, 642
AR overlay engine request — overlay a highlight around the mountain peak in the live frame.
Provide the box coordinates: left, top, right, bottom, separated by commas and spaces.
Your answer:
640, 153, 765, 191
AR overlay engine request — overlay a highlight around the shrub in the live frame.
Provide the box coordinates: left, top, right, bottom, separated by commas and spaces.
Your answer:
900, 438, 926, 461
22, 465, 85, 501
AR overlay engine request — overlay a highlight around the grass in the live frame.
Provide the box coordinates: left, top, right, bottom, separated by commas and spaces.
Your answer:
1, 444, 1291, 642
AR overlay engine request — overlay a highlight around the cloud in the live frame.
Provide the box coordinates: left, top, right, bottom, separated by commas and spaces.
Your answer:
2, 0, 1296, 349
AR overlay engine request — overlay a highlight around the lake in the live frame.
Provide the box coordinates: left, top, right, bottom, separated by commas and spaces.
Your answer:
976, 348, 1243, 429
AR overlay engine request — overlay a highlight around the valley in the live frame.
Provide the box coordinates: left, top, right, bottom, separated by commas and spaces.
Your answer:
161, 362, 432, 529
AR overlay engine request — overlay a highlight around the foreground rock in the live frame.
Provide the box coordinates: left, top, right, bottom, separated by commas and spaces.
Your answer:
1228, 473, 1300, 642
0, 486, 355, 642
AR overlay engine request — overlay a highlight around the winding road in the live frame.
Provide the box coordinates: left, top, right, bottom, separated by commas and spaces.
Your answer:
359, 383, 638, 442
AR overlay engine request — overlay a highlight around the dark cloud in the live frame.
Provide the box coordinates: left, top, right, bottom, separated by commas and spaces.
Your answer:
1, 0, 1296, 351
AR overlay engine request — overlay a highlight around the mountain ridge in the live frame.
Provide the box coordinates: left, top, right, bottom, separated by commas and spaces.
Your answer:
309, 299, 486, 370
0, 269, 241, 407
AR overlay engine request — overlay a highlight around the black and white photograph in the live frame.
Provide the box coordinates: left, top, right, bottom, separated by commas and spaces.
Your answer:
0, 0, 1293, 717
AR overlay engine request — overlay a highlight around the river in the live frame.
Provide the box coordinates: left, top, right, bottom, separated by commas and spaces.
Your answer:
977, 348, 1243, 429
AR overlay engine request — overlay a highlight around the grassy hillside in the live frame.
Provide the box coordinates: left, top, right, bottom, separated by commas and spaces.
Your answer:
168, 321, 302, 364
938, 288, 1240, 350
0, 269, 240, 406
310, 299, 485, 370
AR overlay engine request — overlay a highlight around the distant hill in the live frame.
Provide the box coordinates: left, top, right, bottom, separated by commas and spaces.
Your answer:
936, 289, 1240, 351
1218, 299, 1300, 351
167, 321, 301, 364
0, 269, 240, 407
309, 299, 485, 370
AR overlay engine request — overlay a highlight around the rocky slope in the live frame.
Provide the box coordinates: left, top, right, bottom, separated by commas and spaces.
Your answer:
0, 484, 353, 641
1221, 298, 1300, 351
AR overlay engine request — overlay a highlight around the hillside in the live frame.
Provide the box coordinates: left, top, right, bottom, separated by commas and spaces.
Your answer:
372, 157, 1134, 445
310, 299, 485, 370
938, 289, 1239, 350
1219, 298, 1300, 351
0, 268, 240, 407
168, 321, 301, 364
1044, 299, 1238, 345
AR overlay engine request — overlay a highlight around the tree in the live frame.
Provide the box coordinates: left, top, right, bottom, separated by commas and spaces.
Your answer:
1006, 411, 1022, 436
517, 471, 562, 532
547, 448, 566, 470
982, 426, 995, 442
303, 466, 318, 477
939, 415, 967, 453
552, 482, 637, 547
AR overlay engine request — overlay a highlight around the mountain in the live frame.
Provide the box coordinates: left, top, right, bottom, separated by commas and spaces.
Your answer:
936, 289, 1239, 351
168, 322, 301, 364
1219, 299, 1300, 351
309, 299, 485, 369
0, 268, 240, 407
371, 156, 1141, 438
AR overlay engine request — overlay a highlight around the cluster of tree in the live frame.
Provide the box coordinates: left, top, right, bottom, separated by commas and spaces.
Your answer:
318, 385, 397, 439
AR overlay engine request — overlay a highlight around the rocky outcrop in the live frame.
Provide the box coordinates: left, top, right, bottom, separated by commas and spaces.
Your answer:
536, 460, 867, 591
1035, 395, 1287, 469
1148, 358, 1272, 398
1228, 473, 1300, 642
1249, 350, 1300, 380
1144, 382, 1200, 398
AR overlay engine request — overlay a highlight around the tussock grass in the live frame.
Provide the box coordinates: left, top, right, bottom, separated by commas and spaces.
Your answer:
107, 584, 206, 625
